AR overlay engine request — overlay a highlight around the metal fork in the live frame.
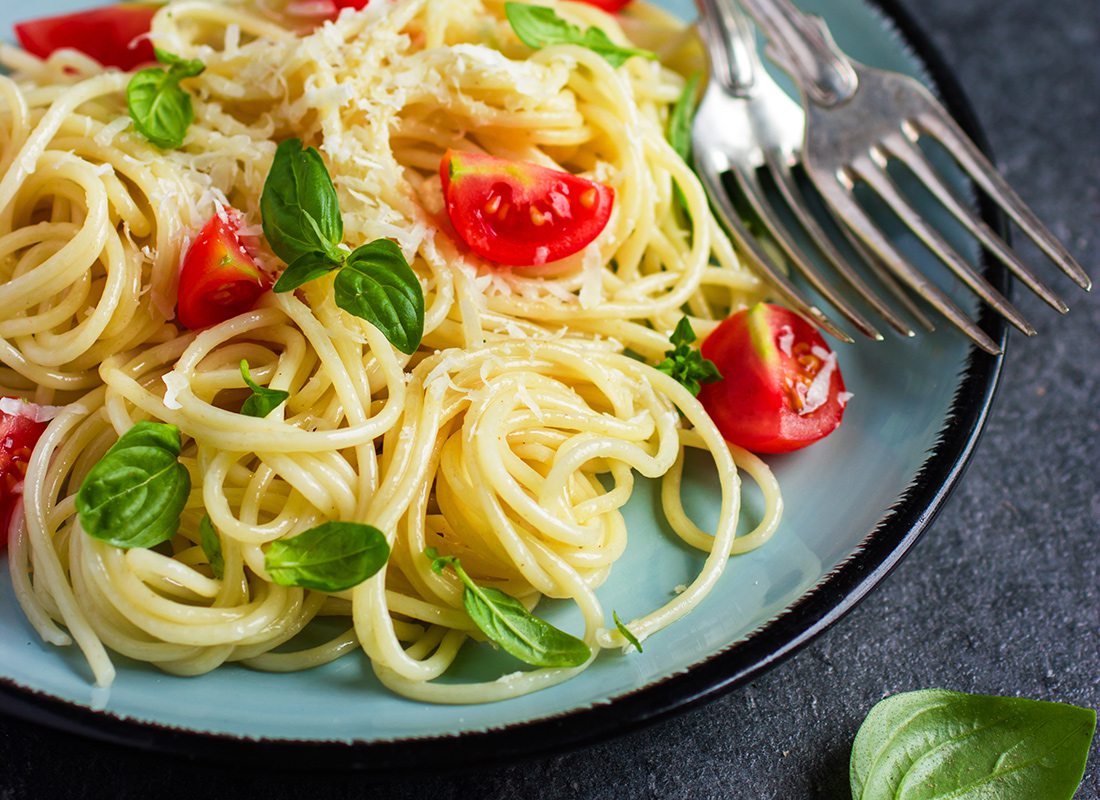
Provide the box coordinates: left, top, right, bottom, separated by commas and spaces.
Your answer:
729, 0, 1092, 354
693, 0, 932, 344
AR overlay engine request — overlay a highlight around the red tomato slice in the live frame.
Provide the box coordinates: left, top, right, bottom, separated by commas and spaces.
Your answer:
177, 210, 270, 330
284, 0, 368, 20
697, 303, 850, 454
14, 4, 158, 71
575, 0, 633, 12
439, 150, 615, 267
0, 400, 50, 546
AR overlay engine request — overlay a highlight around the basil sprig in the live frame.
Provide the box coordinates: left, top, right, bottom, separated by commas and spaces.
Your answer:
261, 139, 425, 355
75, 421, 191, 549
239, 359, 289, 418
612, 610, 642, 653
266, 521, 390, 592
655, 317, 722, 397
199, 514, 225, 579
427, 549, 591, 668
851, 690, 1097, 800
668, 73, 700, 217
504, 3, 656, 68
127, 48, 205, 150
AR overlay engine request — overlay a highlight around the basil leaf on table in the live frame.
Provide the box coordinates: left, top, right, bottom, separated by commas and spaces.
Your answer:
333, 240, 425, 355
850, 689, 1097, 800
199, 514, 225, 580
504, 3, 656, 68
238, 359, 289, 418
75, 421, 191, 549
427, 549, 591, 668
266, 521, 390, 592
260, 138, 345, 266
126, 49, 205, 149
612, 610, 642, 653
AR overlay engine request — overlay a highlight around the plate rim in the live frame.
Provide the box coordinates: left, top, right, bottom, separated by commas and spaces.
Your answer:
0, 0, 1009, 773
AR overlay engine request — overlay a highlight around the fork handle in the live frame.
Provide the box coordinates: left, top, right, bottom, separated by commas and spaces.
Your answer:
695, 0, 759, 96
736, 0, 858, 106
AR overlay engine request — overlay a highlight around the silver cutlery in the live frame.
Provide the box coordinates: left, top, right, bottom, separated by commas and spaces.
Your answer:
694, 0, 1091, 354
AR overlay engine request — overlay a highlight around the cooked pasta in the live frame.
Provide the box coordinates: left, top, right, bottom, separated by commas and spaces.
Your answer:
1, 0, 781, 702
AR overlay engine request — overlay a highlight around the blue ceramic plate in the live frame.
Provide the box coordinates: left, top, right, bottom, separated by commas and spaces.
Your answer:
0, 0, 1006, 772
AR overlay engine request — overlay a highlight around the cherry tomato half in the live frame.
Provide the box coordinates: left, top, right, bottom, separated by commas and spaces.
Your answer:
439, 150, 615, 267
14, 4, 158, 71
697, 303, 850, 454
0, 400, 50, 546
177, 210, 270, 330
575, 0, 633, 12
284, 0, 369, 20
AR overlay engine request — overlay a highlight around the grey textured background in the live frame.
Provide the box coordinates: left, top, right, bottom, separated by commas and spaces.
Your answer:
2, 0, 1098, 797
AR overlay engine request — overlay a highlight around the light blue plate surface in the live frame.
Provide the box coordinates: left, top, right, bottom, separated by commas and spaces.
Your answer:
0, 0, 998, 755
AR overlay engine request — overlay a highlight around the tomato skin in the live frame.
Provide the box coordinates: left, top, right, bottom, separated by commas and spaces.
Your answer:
439, 150, 615, 267
14, 4, 158, 71
697, 303, 848, 454
0, 401, 50, 546
177, 210, 270, 330
575, 0, 633, 11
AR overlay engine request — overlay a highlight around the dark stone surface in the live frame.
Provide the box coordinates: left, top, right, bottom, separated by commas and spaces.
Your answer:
2, 0, 1098, 797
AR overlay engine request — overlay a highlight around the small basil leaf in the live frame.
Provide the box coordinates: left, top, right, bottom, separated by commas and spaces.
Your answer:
271, 250, 343, 293
127, 69, 195, 149
504, 3, 656, 68
199, 514, 224, 580
431, 552, 591, 668
75, 421, 191, 549
334, 240, 424, 355
668, 73, 700, 218
851, 689, 1097, 800
260, 139, 345, 265
265, 521, 390, 592
654, 317, 722, 397
238, 359, 289, 418
612, 611, 642, 653
153, 47, 204, 78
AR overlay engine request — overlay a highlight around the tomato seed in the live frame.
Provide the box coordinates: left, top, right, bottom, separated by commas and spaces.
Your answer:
484, 195, 502, 215
579, 188, 597, 209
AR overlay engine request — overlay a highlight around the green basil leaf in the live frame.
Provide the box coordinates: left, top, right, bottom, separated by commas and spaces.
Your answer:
612, 611, 642, 653
260, 138, 345, 266
153, 47, 204, 78
238, 359, 289, 418
75, 421, 191, 549
654, 317, 722, 397
851, 689, 1097, 800
668, 73, 700, 163
504, 3, 656, 68
126, 50, 204, 150
266, 521, 390, 592
271, 250, 343, 293
333, 240, 424, 355
428, 551, 591, 668
199, 514, 224, 580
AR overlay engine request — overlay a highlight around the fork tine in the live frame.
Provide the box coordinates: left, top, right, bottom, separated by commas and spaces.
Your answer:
763, 149, 916, 338
728, 163, 884, 340
918, 111, 1092, 291
883, 130, 1070, 313
812, 169, 1002, 354
695, 157, 853, 342
850, 153, 1037, 337
835, 220, 938, 332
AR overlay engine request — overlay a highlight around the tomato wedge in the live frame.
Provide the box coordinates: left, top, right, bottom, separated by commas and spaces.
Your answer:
177, 210, 270, 330
285, 0, 369, 20
575, 0, 633, 12
439, 150, 615, 267
697, 303, 850, 454
0, 399, 51, 546
14, 4, 158, 71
